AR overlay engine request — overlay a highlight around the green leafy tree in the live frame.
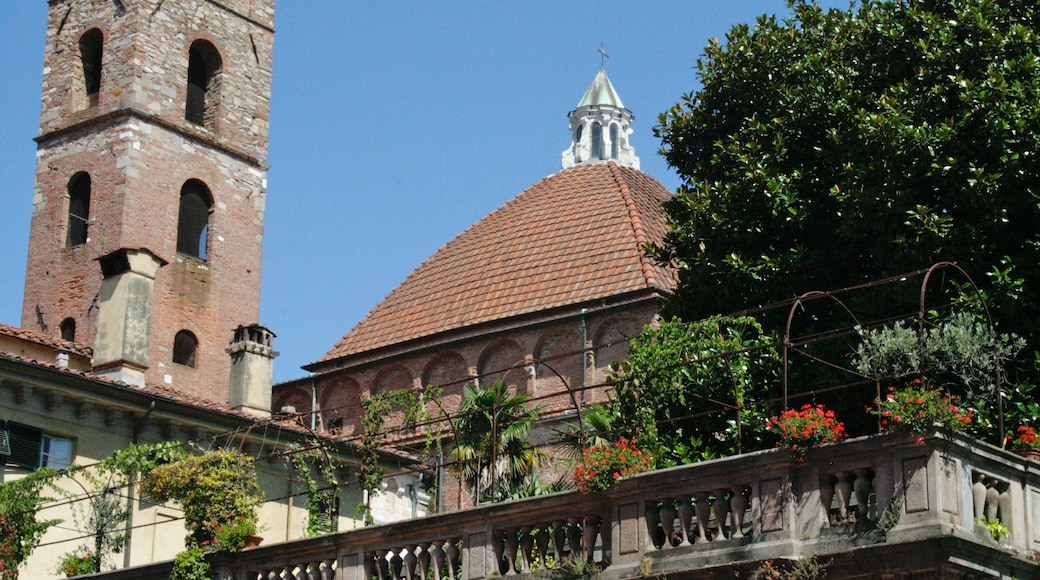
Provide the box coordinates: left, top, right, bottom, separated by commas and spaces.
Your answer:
448, 379, 545, 504
0, 468, 59, 580
140, 450, 263, 550
856, 310, 1025, 437
655, 0, 1040, 380
608, 317, 780, 465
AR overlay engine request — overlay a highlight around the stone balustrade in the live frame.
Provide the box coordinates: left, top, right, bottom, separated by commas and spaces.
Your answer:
88, 429, 1040, 580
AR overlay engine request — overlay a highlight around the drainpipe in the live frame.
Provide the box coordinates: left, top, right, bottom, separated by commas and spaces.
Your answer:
580, 308, 589, 407
310, 377, 317, 431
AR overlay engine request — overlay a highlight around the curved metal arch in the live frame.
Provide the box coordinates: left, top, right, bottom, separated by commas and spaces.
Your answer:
782, 290, 862, 410
917, 261, 1003, 437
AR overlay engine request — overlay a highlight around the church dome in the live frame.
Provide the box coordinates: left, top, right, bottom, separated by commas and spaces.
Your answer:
317, 162, 675, 363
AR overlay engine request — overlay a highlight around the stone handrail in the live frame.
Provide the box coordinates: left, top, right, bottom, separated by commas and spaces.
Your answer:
88, 429, 1040, 580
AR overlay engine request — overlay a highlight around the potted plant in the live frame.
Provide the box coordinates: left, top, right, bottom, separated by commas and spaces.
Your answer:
1006, 425, 1040, 460
871, 379, 973, 433
140, 450, 264, 580
573, 437, 653, 494
765, 404, 847, 459
56, 549, 95, 578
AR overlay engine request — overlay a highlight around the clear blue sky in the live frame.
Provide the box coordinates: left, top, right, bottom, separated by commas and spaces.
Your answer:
0, 2, 845, 383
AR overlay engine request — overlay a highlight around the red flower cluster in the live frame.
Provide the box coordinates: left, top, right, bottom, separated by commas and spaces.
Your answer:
872, 381, 972, 433
1009, 425, 1040, 451
573, 437, 654, 494
765, 404, 847, 458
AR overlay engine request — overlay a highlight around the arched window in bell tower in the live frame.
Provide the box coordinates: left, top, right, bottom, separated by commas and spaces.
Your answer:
66, 173, 91, 247
79, 29, 103, 108
610, 124, 619, 160
177, 180, 213, 259
186, 40, 222, 129
60, 318, 76, 342
591, 122, 603, 160
173, 330, 199, 368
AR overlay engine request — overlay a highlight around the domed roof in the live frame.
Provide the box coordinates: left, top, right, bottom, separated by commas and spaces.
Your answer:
317, 163, 675, 363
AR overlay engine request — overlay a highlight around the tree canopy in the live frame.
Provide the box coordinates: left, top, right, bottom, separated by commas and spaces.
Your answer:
655, 0, 1040, 368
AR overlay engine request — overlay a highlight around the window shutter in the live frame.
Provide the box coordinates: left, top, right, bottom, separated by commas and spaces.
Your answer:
7, 423, 42, 469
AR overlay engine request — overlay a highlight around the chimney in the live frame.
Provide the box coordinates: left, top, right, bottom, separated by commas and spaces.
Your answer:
227, 324, 278, 417
92, 248, 166, 386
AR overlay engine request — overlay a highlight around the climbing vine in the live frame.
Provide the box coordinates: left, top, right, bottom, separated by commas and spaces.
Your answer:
0, 468, 59, 580
355, 386, 441, 524
286, 438, 341, 536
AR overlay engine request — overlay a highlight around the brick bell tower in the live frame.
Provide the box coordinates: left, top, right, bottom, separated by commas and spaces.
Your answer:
21, 0, 275, 402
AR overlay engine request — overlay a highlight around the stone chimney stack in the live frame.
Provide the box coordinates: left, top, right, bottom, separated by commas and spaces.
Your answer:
227, 324, 277, 417
92, 248, 166, 386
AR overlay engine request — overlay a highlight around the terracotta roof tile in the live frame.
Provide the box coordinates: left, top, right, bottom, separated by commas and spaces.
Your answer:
0, 321, 93, 357
319, 163, 676, 362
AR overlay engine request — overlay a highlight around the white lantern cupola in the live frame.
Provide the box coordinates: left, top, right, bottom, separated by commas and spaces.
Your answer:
561, 68, 639, 170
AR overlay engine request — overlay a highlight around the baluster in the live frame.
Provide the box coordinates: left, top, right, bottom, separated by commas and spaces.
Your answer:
519, 526, 535, 572
364, 552, 377, 580
404, 546, 418, 580
376, 553, 391, 580
430, 540, 446, 580
834, 471, 852, 521
503, 530, 519, 574
417, 545, 432, 580
309, 561, 326, 580
712, 489, 730, 540
491, 532, 505, 576
534, 525, 550, 567
321, 559, 337, 580
729, 486, 748, 538
853, 468, 873, 521
998, 482, 1013, 536
972, 473, 987, 521
819, 473, 835, 526
583, 516, 600, 563
552, 520, 568, 563
985, 481, 1000, 522
644, 502, 661, 549
693, 492, 711, 543
390, 549, 404, 580
677, 497, 695, 545
445, 538, 462, 580
567, 518, 583, 560
659, 500, 676, 549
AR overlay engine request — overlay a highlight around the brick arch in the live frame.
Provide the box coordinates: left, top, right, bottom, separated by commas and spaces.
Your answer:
183, 31, 227, 132
372, 364, 413, 396
273, 386, 313, 418
533, 328, 583, 400
591, 314, 644, 383
422, 351, 469, 416
319, 376, 359, 436
478, 339, 527, 396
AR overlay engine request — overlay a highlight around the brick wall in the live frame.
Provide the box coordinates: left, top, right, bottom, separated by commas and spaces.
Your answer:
23, 0, 274, 402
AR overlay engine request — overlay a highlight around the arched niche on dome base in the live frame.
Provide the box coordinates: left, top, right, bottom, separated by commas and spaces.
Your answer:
318, 376, 360, 436
591, 314, 644, 384
273, 387, 313, 423
533, 328, 583, 402
372, 364, 414, 396
371, 364, 415, 428
477, 339, 527, 397
422, 351, 469, 416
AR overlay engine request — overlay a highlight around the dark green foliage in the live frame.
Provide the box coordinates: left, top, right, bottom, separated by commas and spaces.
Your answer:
0, 468, 59, 580
448, 379, 545, 504
655, 0, 1040, 386
608, 317, 780, 465
140, 450, 263, 550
